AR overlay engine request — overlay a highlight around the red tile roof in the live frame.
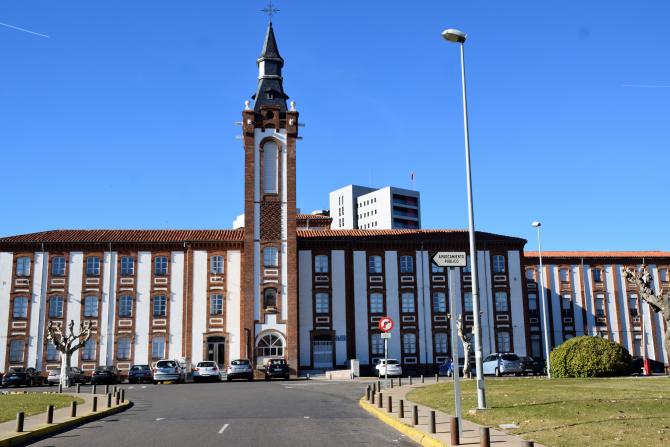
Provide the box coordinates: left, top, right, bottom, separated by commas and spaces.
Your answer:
525, 250, 670, 259
0, 229, 245, 244
297, 229, 527, 245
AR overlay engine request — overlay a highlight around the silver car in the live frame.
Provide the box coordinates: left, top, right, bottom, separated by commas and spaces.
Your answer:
482, 353, 524, 376
226, 359, 254, 381
153, 359, 185, 384
193, 361, 222, 382
47, 367, 86, 386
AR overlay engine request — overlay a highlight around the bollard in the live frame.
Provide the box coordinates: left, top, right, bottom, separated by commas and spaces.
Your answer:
115, 392, 120, 405
377, 380, 381, 391
71, 401, 77, 417
58, 383, 63, 393
46, 405, 54, 424
390, 378, 394, 389
372, 382, 377, 394
436, 373, 439, 382
450, 416, 460, 445
306, 373, 310, 380
387, 395, 392, 413
107, 393, 112, 408
366, 385, 371, 401
480, 427, 490, 447
521, 442, 534, 447
421, 374, 424, 384
378, 392, 383, 409
16, 412, 24, 433
92, 396, 98, 412
105, 385, 110, 394
409, 376, 413, 385
412, 405, 418, 426
121, 388, 125, 403
77, 383, 81, 393
398, 377, 402, 387
371, 391, 375, 405
114, 385, 118, 394
399, 399, 404, 418
92, 384, 97, 394
429, 411, 436, 433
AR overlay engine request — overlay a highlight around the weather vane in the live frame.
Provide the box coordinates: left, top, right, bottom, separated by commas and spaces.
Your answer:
261, 0, 280, 21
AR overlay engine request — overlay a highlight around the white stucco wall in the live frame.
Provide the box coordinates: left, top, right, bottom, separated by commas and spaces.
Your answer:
384, 251, 401, 360
0, 252, 13, 369
169, 251, 184, 359
332, 250, 347, 366
135, 252, 152, 364
226, 250, 241, 360
298, 250, 312, 366
191, 250, 207, 364
353, 251, 369, 364
508, 250, 526, 356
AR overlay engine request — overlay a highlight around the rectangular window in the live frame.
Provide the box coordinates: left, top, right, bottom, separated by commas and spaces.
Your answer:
13, 297, 28, 319
526, 269, 535, 281
262, 141, 279, 194
152, 337, 165, 360
371, 333, 384, 355
495, 292, 508, 312
16, 257, 31, 277
593, 268, 603, 283
210, 256, 225, 274
210, 294, 223, 315
154, 256, 168, 276
561, 294, 571, 309
86, 257, 100, 276
119, 295, 133, 317
660, 268, 669, 282
84, 296, 98, 317
403, 333, 417, 354
315, 293, 329, 314
595, 294, 605, 317
49, 297, 64, 318
315, 255, 329, 273
493, 255, 506, 273
399, 256, 414, 274
117, 338, 131, 360
528, 293, 538, 311
369, 293, 384, 313
264, 247, 279, 267
368, 256, 382, 274
497, 331, 511, 352
463, 256, 471, 273
46, 341, 60, 362
82, 339, 96, 361
629, 294, 639, 317
560, 268, 570, 282
401, 292, 415, 313
52, 257, 66, 276
432, 292, 447, 313
431, 263, 444, 273
530, 334, 542, 358
434, 333, 448, 354
153, 295, 167, 317
9, 340, 24, 363
463, 292, 473, 312
121, 256, 135, 276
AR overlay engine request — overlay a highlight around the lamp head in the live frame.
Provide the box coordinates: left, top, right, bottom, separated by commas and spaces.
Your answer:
531, 221, 542, 228
442, 29, 467, 43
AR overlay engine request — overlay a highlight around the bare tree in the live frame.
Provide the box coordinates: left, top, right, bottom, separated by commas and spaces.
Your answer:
623, 266, 670, 366
456, 314, 473, 378
46, 320, 91, 388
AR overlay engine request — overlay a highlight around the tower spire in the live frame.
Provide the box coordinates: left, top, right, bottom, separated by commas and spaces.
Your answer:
252, 21, 288, 113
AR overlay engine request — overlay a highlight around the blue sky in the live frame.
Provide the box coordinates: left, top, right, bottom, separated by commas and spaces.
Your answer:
1, 1, 668, 251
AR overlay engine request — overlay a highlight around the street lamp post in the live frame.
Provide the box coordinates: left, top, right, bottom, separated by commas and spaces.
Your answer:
442, 28, 486, 409
532, 221, 552, 378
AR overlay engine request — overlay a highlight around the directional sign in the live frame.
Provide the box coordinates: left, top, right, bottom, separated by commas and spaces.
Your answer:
432, 251, 467, 267
378, 317, 394, 332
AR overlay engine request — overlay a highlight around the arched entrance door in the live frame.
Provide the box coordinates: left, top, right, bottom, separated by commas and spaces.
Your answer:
206, 336, 226, 369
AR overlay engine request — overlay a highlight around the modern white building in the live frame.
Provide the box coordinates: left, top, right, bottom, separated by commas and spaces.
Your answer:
329, 185, 421, 230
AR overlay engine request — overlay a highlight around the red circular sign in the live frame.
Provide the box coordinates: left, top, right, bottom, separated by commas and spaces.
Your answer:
378, 317, 394, 332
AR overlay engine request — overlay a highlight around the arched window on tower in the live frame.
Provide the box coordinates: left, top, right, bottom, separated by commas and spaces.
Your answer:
262, 140, 279, 194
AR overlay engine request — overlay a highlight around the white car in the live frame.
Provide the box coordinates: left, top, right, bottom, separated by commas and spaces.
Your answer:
193, 361, 222, 382
226, 359, 254, 381
153, 359, 186, 384
375, 359, 403, 377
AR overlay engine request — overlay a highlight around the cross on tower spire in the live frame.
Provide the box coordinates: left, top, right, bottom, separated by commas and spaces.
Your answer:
261, 1, 280, 22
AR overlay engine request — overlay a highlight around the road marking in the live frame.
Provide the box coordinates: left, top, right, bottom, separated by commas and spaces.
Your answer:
218, 423, 229, 434
141, 385, 147, 389
303, 416, 310, 419
128, 386, 135, 389
285, 386, 293, 389
156, 418, 165, 421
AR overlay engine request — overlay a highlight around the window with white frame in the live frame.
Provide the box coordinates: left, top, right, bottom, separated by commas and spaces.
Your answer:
369, 293, 384, 313
256, 333, 284, 357
46, 341, 59, 362
154, 256, 168, 276
152, 336, 165, 360
431, 263, 444, 273
49, 296, 64, 318
660, 268, 669, 282
592, 268, 603, 283
315, 255, 329, 273
86, 256, 100, 276
401, 292, 415, 313
13, 297, 28, 319
371, 333, 384, 355
82, 339, 96, 361
315, 293, 329, 314
121, 256, 135, 276
9, 340, 24, 363
400, 255, 414, 274
432, 292, 446, 313
264, 289, 277, 309
210, 255, 225, 274
368, 256, 382, 274
52, 257, 66, 276
493, 255, 506, 273
497, 331, 511, 352
595, 294, 605, 317
210, 294, 223, 315
530, 334, 542, 358
117, 338, 131, 360
16, 257, 31, 277
119, 295, 133, 317
464, 292, 473, 312
262, 141, 279, 194
434, 332, 448, 354
263, 247, 279, 267
403, 333, 417, 354
84, 296, 98, 317
526, 268, 535, 281
629, 294, 639, 317
528, 293, 538, 311
561, 294, 571, 309
495, 292, 508, 312
153, 295, 167, 317
560, 268, 570, 282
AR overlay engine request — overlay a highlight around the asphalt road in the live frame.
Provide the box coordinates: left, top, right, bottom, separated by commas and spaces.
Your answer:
28, 379, 417, 447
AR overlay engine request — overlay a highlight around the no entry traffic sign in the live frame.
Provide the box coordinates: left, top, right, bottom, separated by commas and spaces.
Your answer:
378, 317, 394, 332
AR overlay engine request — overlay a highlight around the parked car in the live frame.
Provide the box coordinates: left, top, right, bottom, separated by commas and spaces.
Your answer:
193, 361, 222, 382
1, 367, 44, 387
226, 359, 254, 381
264, 358, 290, 380
91, 365, 120, 385
153, 359, 185, 384
632, 356, 667, 374
482, 353, 524, 376
128, 364, 153, 384
47, 367, 87, 386
520, 356, 545, 376
375, 359, 403, 378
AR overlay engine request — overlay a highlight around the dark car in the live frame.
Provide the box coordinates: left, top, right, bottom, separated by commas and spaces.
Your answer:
438, 358, 454, 376
128, 365, 152, 384
520, 356, 545, 376
91, 365, 120, 385
264, 358, 290, 380
632, 356, 666, 374
1, 367, 44, 387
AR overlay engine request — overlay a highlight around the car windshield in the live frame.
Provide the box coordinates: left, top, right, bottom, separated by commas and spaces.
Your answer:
231, 360, 249, 366
386, 360, 399, 365
95, 366, 114, 372
501, 354, 519, 361
131, 365, 149, 371
50, 368, 61, 374
8, 367, 25, 373
197, 362, 216, 367
157, 361, 177, 368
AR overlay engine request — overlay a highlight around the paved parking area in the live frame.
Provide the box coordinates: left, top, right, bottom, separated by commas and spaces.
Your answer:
24, 380, 418, 446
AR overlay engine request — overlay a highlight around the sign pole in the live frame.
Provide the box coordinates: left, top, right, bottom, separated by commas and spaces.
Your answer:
448, 267, 462, 436
384, 337, 388, 388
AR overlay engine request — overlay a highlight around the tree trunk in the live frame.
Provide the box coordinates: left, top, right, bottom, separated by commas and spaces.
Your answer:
60, 352, 71, 388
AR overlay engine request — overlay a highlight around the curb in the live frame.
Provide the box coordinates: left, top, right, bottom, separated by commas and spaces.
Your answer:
359, 397, 448, 447
0, 400, 133, 447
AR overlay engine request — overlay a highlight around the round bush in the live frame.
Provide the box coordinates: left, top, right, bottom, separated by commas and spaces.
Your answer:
550, 336, 632, 378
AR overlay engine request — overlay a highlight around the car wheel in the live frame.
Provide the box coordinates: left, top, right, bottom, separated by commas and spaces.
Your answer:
284, 375, 289, 381
248, 375, 253, 382
495, 368, 501, 377
264, 375, 270, 381
48, 382, 53, 387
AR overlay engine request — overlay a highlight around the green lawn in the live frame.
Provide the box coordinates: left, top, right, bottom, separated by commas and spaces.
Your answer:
0, 393, 84, 423
407, 377, 670, 447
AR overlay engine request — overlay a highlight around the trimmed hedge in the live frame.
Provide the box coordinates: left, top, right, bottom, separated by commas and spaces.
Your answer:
550, 336, 632, 378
